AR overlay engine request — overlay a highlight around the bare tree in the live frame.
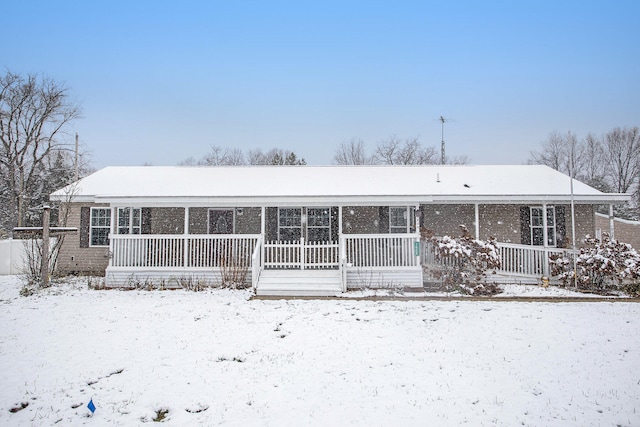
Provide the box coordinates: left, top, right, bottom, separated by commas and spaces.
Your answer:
602, 126, 640, 194
528, 131, 588, 177
248, 148, 306, 165
333, 138, 371, 165
529, 127, 639, 219
0, 71, 80, 231
372, 136, 402, 164
447, 154, 470, 165
529, 131, 571, 174
372, 136, 439, 165
579, 133, 610, 191
199, 145, 246, 166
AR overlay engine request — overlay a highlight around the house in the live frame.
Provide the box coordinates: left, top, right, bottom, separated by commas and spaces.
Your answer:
49, 165, 629, 295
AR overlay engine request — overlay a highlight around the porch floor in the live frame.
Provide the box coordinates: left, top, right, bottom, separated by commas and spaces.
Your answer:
256, 269, 343, 297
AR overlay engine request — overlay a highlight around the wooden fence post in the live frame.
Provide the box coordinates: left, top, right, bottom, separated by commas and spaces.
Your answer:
41, 206, 50, 288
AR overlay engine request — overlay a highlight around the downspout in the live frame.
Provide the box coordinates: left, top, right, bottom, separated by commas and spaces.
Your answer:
474, 203, 480, 240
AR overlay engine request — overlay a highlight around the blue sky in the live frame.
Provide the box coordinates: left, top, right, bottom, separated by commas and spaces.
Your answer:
3, 1, 639, 168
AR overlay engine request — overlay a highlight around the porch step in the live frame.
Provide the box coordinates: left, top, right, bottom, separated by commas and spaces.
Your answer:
256, 269, 343, 297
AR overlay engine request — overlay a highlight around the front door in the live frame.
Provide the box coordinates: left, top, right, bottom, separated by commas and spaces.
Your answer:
265, 207, 338, 269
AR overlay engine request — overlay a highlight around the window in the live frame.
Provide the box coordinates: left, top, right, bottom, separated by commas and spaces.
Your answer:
209, 209, 234, 234
278, 208, 301, 241
117, 208, 141, 234
530, 206, 556, 246
389, 207, 409, 233
90, 208, 111, 246
307, 208, 331, 242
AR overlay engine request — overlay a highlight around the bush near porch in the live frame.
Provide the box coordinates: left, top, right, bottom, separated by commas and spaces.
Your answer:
423, 225, 502, 295
550, 233, 640, 296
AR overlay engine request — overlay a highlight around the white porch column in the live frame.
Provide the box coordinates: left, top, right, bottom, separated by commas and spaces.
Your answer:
541, 202, 548, 247
261, 206, 266, 266
109, 206, 117, 268
183, 207, 189, 267
338, 206, 346, 292
474, 203, 480, 240
542, 202, 549, 276
609, 204, 615, 240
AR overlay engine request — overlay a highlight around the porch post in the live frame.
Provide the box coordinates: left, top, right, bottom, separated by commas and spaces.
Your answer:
542, 202, 549, 276
609, 204, 615, 240
183, 207, 189, 268
338, 205, 344, 284
109, 206, 117, 268
261, 206, 266, 266
474, 203, 480, 239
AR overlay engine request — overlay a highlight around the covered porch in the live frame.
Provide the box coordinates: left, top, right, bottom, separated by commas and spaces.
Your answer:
105, 205, 423, 295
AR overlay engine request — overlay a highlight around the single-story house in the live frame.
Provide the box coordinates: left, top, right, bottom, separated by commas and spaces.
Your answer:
50, 165, 629, 295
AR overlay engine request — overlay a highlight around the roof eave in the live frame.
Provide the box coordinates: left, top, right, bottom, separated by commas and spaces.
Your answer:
53, 193, 631, 207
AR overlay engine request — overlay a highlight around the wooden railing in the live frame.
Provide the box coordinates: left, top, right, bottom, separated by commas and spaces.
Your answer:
264, 239, 339, 269
341, 234, 420, 267
422, 240, 571, 277
497, 242, 568, 277
109, 234, 260, 268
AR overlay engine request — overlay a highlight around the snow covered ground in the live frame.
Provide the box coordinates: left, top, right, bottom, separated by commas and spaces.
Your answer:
1, 276, 638, 426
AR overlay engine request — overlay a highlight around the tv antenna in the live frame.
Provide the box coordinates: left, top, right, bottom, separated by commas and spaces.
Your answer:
436, 116, 452, 165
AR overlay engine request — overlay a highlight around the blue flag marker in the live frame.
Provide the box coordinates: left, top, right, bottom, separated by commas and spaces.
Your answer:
87, 399, 96, 413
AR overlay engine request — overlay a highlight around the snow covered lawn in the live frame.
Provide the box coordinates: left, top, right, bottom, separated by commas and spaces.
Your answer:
1, 277, 639, 426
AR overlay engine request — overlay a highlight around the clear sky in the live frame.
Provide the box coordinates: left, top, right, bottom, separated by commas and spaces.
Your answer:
3, 1, 639, 169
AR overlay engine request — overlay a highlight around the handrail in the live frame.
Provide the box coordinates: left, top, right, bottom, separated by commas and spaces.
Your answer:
423, 239, 573, 278
251, 235, 263, 290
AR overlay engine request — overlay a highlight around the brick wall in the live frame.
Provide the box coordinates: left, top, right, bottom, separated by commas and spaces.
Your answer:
56, 203, 110, 275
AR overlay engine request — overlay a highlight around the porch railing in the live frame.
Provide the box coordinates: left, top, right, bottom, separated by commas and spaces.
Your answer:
109, 234, 260, 268
342, 234, 420, 267
497, 242, 568, 277
264, 239, 339, 269
422, 240, 571, 277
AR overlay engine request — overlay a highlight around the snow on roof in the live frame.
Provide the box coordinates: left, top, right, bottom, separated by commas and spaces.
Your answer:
50, 165, 629, 205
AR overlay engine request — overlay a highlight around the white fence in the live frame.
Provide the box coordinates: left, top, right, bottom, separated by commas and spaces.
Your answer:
0, 239, 28, 275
